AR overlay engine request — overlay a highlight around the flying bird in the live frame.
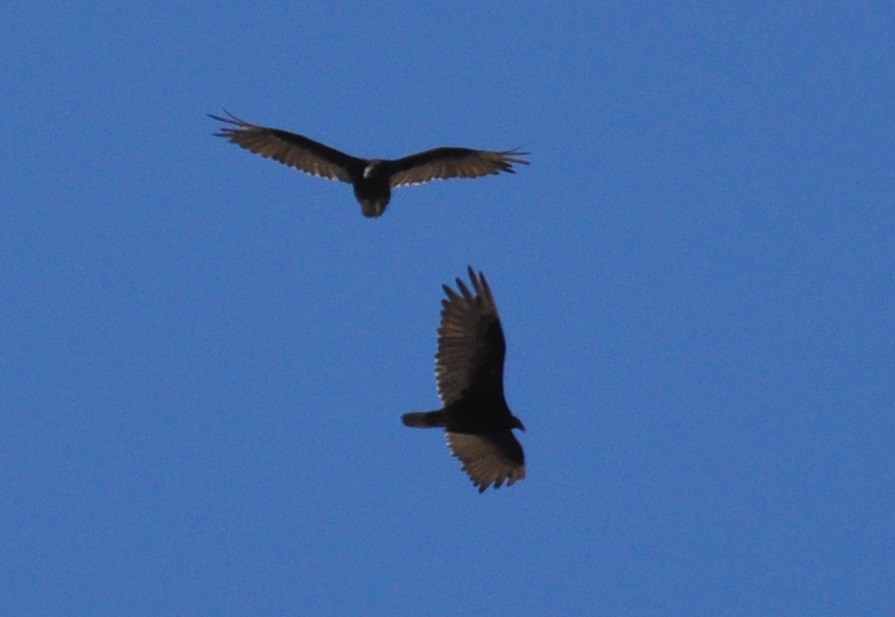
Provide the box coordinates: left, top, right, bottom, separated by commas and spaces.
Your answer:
402, 267, 525, 493
209, 112, 528, 218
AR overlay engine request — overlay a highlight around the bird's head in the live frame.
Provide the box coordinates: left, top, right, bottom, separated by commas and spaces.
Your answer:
512, 416, 526, 432
360, 199, 389, 218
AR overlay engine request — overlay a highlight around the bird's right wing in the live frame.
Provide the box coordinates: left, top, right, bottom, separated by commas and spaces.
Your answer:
436, 267, 506, 406
210, 112, 362, 183
388, 148, 528, 188
446, 431, 525, 493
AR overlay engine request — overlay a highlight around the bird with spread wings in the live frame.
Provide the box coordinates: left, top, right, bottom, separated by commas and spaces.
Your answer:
402, 267, 525, 493
210, 112, 528, 218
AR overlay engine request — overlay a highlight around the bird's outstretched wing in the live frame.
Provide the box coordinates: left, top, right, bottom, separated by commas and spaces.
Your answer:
446, 431, 525, 493
436, 267, 506, 406
388, 148, 528, 188
209, 112, 363, 183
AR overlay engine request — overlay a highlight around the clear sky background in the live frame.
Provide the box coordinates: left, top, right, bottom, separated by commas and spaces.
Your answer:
3, 3, 893, 615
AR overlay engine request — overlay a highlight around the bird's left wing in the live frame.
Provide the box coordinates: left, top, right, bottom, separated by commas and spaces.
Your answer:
388, 148, 528, 188
210, 112, 362, 183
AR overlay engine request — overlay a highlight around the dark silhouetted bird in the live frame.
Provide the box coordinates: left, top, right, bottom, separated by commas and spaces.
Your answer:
209, 112, 528, 218
402, 267, 525, 493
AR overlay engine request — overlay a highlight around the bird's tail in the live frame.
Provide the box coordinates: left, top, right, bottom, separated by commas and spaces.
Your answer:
401, 410, 447, 428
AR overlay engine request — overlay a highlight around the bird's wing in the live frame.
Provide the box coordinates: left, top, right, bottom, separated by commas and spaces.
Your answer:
209, 112, 362, 183
446, 431, 525, 493
388, 147, 528, 188
436, 267, 506, 406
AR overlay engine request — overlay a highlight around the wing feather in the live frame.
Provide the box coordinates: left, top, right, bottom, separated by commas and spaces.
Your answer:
435, 267, 506, 406
389, 148, 528, 188
446, 431, 525, 493
210, 112, 362, 183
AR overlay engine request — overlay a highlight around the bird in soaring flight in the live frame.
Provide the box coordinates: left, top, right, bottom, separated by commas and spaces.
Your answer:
402, 267, 525, 493
209, 112, 528, 218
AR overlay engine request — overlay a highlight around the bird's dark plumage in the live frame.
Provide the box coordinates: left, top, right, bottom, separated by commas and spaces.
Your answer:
402, 267, 525, 493
209, 112, 528, 218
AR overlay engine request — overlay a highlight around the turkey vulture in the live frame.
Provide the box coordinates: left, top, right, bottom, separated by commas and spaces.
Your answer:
402, 267, 525, 493
209, 112, 528, 218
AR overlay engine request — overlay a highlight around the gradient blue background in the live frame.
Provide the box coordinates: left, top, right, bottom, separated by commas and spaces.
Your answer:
3, 3, 893, 615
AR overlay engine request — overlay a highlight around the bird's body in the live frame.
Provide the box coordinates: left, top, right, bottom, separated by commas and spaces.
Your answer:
353, 160, 392, 216
402, 267, 525, 493
209, 112, 528, 218
404, 391, 519, 434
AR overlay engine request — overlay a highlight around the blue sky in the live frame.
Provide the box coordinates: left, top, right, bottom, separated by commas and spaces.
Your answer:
3, 3, 893, 615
